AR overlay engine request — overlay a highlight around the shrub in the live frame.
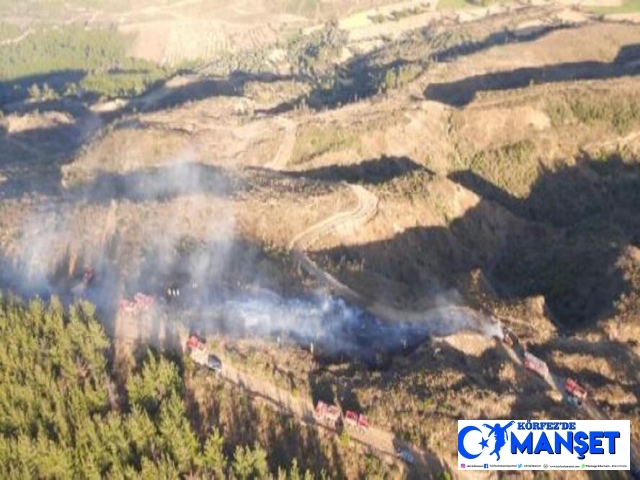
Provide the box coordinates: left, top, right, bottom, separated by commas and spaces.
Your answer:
339, 429, 351, 447
459, 140, 539, 198
547, 96, 640, 135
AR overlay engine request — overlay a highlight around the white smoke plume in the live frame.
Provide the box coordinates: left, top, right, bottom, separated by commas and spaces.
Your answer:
0, 151, 498, 364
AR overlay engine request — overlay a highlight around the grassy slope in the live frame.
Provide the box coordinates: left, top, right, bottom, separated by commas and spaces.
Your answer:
591, 0, 640, 14
437, 0, 473, 10
0, 22, 20, 41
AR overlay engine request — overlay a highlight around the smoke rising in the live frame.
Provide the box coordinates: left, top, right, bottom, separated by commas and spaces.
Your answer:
194, 291, 433, 361
0, 156, 499, 364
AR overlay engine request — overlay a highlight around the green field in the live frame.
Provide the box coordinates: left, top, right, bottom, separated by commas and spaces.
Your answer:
590, 0, 640, 14
436, 0, 474, 10
0, 26, 169, 101
0, 23, 21, 42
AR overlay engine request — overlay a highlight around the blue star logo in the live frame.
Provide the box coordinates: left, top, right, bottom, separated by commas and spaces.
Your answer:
479, 437, 489, 449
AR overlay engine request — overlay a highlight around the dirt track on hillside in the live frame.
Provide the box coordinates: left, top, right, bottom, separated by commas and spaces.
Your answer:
265, 118, 297, 170
502, 329, 640, 477
215, 356, 451, 478
0, 28, 34, 46
200, 129, 452, 477
288, 183, 378, 305
287, 179, 498, 334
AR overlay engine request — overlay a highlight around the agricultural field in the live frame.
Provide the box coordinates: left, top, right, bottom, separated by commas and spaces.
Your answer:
0, 26, 170, 103
590, 0, 640, 14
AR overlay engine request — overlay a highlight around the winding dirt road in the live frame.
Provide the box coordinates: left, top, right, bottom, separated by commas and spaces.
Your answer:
288, 183, 378, 305
0, 28, 34, 46
210, 183, 448, 475
190, 125, 453, 477
287, 179, 499, 335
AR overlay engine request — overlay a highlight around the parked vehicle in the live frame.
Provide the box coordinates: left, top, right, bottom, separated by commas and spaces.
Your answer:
565, 378, 587, 402
314, 402, 370, 433
207, 354, 222, 372
186, 334, 222, 373
314, 401, 342, 428
566, 396, 581, 407
118, 293, 155, 315
396, 447, 415, 464
344, 410, 369, 433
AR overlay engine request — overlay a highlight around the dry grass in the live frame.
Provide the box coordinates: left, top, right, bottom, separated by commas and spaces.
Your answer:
453, 140, 540, 198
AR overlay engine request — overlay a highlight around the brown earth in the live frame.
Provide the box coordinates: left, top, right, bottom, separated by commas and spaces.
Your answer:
1, 7, 639, 479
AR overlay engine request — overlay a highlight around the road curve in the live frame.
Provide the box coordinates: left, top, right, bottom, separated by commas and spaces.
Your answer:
288, 182, 499, 335
288, 183, 378, 305
0, 28, 34, 46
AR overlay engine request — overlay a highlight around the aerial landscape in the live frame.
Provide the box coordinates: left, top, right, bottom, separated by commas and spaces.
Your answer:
0, 0, 639, 478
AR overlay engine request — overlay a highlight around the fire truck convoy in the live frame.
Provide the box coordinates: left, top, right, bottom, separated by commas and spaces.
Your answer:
502, 328, 588, 406
314, 401, 369, 433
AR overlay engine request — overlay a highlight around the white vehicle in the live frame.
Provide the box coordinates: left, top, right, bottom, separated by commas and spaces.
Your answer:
186, 334, 222, 372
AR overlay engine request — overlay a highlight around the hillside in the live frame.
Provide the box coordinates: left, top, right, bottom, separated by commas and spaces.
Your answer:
0, 0, 639, 478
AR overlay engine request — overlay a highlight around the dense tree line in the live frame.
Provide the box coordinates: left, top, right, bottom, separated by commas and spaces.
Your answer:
0, 296, 315, 479
0, 26, 168, 102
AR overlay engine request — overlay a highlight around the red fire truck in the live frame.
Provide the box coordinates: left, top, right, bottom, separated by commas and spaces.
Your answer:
565, 378, 588, 405
314, 401, 342, 428
523, 352, 549, 378
344, 410, 369, 433
186, 335, 222, 372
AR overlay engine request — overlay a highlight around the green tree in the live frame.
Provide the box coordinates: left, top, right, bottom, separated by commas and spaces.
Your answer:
159, 395, 200, 473
232, 443, 269, 479
201, 428, 228, 478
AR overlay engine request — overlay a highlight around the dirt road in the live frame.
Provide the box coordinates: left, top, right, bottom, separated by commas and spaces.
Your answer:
288, 183, 378, 305
254, 128, 453, 476
265, 118, 297, 170
287, 180, 499, 335
0, 28, 33, 46
215, 351, 451, 478
502, 330, 640, 476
